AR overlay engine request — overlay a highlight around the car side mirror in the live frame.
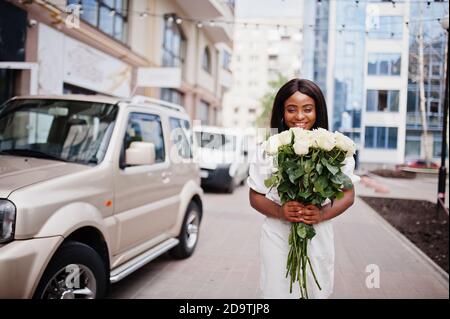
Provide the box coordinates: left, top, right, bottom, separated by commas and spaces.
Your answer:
125, 142, 155, 166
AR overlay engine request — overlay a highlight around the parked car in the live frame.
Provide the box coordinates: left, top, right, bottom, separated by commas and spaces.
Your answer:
405, 159, 439, 169
193, 126, 249, 193
0, 95, 203, 299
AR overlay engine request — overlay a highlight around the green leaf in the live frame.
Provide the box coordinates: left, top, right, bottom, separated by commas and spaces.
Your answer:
264, 175, 278, 188
324, 161, 339, 175
305, 225, 316, 239
335, 191, 345, 200
316, 162, 323, 175
305, 159, 314, 173
297, 225, 307, 239
341, 174, 353, 189
278, 180, 291, 193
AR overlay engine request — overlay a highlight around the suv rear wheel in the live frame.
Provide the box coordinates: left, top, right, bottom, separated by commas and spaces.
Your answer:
33, 241, 107, 299
170, 202, 201, 259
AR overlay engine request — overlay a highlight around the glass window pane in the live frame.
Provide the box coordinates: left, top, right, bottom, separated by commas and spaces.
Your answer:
378, 90, 388, 111
379, 59, 389, 75
80, 0, 98, 26
104, 0, 114, 7
405, 140, 420, 157
127, 113, 165, 163
114, 15, 123, 40
376, 127, 386, 148
368, 54, 377, 75
407, 90, 417, 112
388, 127, 397, 149
366, 90, 377, 111
99, 5, 114, 36
365, 127, 375, 148
391, 55, 401, 75
389, 90, 399, 111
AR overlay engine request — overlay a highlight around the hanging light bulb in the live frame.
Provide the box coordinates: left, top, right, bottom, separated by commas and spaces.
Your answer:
109, 9, 116, 17
140, 12, 149, 18
175, 17, 182, 24
197, 21, 203, 28
167, 15, 174, 26
209, 20, 215, 27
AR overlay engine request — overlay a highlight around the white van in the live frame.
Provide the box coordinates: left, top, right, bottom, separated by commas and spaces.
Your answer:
193, 126, 249, 193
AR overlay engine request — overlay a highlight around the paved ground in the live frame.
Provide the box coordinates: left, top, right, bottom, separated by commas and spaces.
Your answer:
108, 180, 449, 299
356, 170, 449, 207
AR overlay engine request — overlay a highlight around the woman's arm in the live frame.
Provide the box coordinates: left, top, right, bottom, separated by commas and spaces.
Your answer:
249, 188, 306, 223
300, 187, 355, 225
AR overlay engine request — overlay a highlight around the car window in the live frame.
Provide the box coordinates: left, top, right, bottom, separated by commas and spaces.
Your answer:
169, 117, 192, 159
125, 113, 165, 164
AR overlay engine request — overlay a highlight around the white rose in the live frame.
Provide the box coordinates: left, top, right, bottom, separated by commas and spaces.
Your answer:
293, 140, 310, 156
292, 127, 313, 147
265, 134, 281, 155
278, 130, 293, 145
335, 131, 356, 157
312, 128, 336, 151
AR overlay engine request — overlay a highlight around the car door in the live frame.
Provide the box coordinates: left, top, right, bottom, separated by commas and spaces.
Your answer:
113, 110, 179, 253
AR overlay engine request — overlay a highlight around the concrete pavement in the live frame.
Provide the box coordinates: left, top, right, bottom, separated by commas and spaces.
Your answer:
108, 182, 449, 299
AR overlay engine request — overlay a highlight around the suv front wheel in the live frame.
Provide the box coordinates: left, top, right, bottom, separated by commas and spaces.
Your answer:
170, 202, 201, 259
33, 241, 107, 299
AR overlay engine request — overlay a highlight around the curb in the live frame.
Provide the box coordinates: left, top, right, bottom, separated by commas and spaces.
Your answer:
356, 196, 449, 285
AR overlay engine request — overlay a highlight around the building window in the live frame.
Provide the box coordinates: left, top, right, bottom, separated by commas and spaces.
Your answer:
222, 50, 232, 71
198, 100, 210, 125
160, 88, 184, 106
162, 14, 186, 70
366, 90, 399, 112
367, 16, 403, 39
365, 126, 398, 149
368, 53, 401, 76
202, 47, 211, 73
67, 0, 128, 43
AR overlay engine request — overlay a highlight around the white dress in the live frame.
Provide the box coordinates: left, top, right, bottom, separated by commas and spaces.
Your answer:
247, 149, 360, 299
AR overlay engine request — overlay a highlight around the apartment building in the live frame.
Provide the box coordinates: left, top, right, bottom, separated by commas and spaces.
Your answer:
302, 0, 448, 170
222, 18, 302, 129
0, 0, 234, 126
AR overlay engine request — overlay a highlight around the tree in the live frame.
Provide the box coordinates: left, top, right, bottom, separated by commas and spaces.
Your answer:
255, 73, 289, 128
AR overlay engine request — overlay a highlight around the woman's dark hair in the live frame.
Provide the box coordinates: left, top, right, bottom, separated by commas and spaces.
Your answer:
270, 78, 329, 133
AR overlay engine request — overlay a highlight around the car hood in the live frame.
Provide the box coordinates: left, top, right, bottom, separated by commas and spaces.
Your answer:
0, 155, 89, 198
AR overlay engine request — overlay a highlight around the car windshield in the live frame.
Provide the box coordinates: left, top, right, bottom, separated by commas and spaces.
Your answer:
0, 99, 118, 165
195, 132, 237, 152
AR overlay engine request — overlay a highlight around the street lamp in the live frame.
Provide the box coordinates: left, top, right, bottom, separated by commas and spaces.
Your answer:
438, 15, 449, 212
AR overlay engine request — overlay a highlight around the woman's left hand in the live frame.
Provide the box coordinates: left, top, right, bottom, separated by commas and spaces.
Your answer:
299, 204, 323, 225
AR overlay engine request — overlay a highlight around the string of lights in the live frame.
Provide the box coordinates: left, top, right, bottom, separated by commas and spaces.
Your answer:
34, 0, 448, 37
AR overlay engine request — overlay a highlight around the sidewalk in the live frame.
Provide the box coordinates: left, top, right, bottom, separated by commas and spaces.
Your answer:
109, 184, 449, 299
331, 193, 449, 298
354, 170, 449, 207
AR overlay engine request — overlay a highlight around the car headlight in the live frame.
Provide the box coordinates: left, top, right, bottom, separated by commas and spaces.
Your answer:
0, 200, 16, 244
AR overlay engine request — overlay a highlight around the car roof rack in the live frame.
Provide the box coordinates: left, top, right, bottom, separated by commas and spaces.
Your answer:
129, 95, 186, 114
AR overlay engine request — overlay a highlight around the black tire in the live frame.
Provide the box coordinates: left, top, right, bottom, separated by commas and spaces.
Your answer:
170, 202, 201, 259
226, 178, 236, 193
33, 241, 108, 299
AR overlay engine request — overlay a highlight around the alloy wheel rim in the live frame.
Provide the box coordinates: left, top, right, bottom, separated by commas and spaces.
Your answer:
41, 264, 97, 299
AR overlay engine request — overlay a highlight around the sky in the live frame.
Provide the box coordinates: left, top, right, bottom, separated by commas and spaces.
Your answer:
235, 0, 303, 19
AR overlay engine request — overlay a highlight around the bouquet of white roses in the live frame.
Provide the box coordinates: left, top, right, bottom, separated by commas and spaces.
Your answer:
263, 127, 356, 299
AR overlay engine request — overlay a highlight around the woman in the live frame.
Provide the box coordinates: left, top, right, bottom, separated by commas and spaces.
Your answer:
248, 78, 360, 299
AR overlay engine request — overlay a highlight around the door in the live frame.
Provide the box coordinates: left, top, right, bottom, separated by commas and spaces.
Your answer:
113, 111, 180, 253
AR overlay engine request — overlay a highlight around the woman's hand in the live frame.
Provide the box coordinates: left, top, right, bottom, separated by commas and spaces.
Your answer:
278, 201, 305, 222
278, 202, 323, 224
299, 204, 323, 225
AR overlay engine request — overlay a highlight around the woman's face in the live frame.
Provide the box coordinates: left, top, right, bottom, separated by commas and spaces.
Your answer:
283, 91, 316, 130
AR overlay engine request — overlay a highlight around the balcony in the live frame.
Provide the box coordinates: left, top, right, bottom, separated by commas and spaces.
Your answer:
406, 112, 444, 129
174, 0, 234, 46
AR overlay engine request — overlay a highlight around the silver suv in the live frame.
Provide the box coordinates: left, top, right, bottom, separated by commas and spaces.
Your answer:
0, 95, 203, 299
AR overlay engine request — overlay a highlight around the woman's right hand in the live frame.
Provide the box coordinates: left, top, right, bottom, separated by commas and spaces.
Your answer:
278, 201, 305, 222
